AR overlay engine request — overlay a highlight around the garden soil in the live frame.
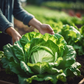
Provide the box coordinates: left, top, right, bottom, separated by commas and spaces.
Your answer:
0, 19, 84, 84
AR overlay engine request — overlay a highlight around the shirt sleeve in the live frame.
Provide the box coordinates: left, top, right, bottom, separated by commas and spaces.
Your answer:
13, 0, 34, 26
0, 9, 13, 33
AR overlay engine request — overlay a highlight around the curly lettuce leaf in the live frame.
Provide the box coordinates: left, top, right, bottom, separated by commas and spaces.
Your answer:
1, 32, 81, 84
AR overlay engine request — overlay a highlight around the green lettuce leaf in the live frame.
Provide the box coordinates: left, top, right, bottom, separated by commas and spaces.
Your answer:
1, 32, 81, 84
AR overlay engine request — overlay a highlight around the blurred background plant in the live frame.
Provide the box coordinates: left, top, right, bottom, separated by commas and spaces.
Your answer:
16, 0, 84, 33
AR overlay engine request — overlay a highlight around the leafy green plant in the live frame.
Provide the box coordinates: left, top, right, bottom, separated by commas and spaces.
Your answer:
49, 23, 84, 56
1, 32, 81, 84
59, 24, 84, 56
42, 1, 84, 11
79, 25, 84, 36
0, 51, 4, 60
24, 5, 84, 25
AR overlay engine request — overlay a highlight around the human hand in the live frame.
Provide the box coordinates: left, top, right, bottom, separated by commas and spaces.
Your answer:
29, 18, 54, 35
12, 31, 21, 44
37, 24, 54, 35
6, 27, 22, 44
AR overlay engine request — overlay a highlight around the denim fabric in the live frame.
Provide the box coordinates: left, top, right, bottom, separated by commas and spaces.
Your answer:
0, 0, 34, 33
0, 0, 34, 50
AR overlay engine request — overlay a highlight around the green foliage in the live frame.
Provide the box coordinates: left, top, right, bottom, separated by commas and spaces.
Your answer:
0, 51, 4, 61
59, 25, 84, 56
79, 25, 84, 36
26, 0, 41, 5
1, 32, 81, 84
42, 1, 84, 10
47, 21, 84, 56
24, 5, 84, 25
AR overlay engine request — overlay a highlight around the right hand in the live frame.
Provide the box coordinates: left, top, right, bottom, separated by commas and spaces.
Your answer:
12, 31, 21, 44
6, 27, 22, 44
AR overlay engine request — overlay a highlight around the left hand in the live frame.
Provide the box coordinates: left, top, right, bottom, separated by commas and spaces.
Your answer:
28, 18, 54, 35
37, 24, 54, 35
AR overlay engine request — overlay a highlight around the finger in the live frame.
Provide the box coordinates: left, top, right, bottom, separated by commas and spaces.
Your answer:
50, 31, 54, 35
12, 37, 20, 45
48, 28, 54, 35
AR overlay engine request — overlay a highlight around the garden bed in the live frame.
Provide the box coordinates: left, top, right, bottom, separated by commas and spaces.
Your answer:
0, 55, 84, 84
0, 80, 15, 84
0, 23, 84, 84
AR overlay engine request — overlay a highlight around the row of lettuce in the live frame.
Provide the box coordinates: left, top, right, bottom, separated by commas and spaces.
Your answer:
0, 32, 82, 84
0, 20, 84, 84
42, 1, 84, 11
0, 5, 84, 84
46, 21, 84, 56
24, 5, 84, 56
24, 6, 84, 26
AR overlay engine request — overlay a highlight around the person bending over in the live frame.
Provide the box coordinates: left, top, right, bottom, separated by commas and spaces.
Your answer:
0, 0, 54, 50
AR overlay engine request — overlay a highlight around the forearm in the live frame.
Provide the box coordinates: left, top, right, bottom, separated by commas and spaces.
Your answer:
28, 18, 42, 30
13, 0, 34, 26
6, 27, 21, 44
6, 27, 17, 37
0, 9, 13, 33
28, 18, 54, 35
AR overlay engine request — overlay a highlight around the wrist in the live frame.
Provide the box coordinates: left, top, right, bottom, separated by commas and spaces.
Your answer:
6, 27, 21, 44
28, 18, 42, 30
6, 27, 18, 37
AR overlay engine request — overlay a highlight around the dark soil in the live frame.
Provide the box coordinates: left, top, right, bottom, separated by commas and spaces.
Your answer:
0, 21, 84, 84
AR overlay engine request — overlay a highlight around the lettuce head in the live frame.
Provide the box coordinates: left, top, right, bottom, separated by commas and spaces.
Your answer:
1, 32, 81, 84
